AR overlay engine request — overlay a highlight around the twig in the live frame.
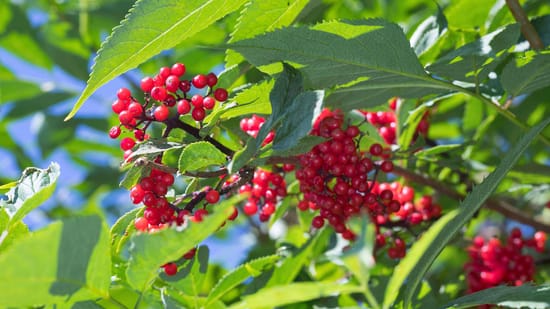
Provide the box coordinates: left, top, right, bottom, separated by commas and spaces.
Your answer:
505, 0, 544, 51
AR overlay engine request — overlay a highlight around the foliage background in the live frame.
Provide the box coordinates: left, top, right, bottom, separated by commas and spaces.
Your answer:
1, 0, 550, 308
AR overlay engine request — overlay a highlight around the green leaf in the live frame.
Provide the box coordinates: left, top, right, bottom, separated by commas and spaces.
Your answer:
444, 284, 550, 309
110, 207, 142, 260
0, 79, 42, 103
266, 227, 331, 288
0, 215, 110, 307
206, 255, 280, 306
397, 100, 427, 150
164, 245, 209, 302
119, 164, 151, 190
0, 162, 60, 225
410, 6, 447, 56
271, 135, 326, 157
228, 282, 364, 309
0, 32, 53, 69
127, 139, 184, 162
231, 19, 450, 110
66, 0, 248, 120
36, 114, 76, 157
228, 64, 305, 172
226, 0, 309, 65
272, 90, 325, 151
413, 144, 462, 157
383, 117, 550, 309
501, 52, 550, 97
178, 141, 227, 172
0, 219, 29, 252
426, 24, 520, 84
125, 195, 244, 293
221, 79, 274, 120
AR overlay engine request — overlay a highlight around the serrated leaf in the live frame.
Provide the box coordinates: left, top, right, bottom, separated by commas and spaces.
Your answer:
383, 117, 550, 309
410, 6, 448, 56
0, 162, 60, 225
226, 0, 309, 65
205, 255, 280, 306
231, 19, 450, 110
426, 24, 520, 84
221, 79, 275, 120
0, 215, 110, 307
501, 52, 550, 97
119, 164, 151, 190
228, 282, 363, 309
66, 0, 248, 120
444, 284, 550, 309
273, 90, 324, 151
126, 195, 244, 292
127, 139, 184, 161
179, 141, 227, 172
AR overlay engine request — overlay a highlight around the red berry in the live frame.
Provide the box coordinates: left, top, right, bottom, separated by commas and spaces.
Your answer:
112, 99, 128, 114
141, 77, 154, 92
163, 262, 178, 276
171, 63, 186, 76
192, 74, 207, 88
369, 143, 383, 156
228, 207, 238, 221
159, 66, 171, 79
130, 184, 145, 204
118, 110, 133, 125
154, 104, 169, 121
214, 88, 228, 102
151, 86, 168, 101
312, 216, 324, 228
191, 107, 206, 121
205, 190, 220, 204
191, 94, 204, 108
128, 102, 143, 117
380, 160, 393, 173
109, 126, 121, 139
117, 88, 131, 100
134, 217, 149, 231
183, 248, 196, 259
120, 137, 135, 151
177, 99, 191, 115
206, 72, 218, 87
203, 96, 216, 109
179, 80, 191, 92
243, 200, 257, 216
165, 75, 180, 92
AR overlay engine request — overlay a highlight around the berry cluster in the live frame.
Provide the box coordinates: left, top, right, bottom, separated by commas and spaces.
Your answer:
370, 182, 441, 258
295, 109, 396, 241
363, 98, 429, 145
108, 62, 229, 159
231, 167, 288, 222
240, 115, 275, 146
465, 228, 546, 293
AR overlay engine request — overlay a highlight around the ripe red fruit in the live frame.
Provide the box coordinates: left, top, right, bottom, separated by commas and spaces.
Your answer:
165, 75, 180, 92
111, 99, 128, 114
163, 262, 178, 276
151, 86, 168, 101
117, 88, 131, 100
134, 217, 149, 231
171, 62, 186, 76
214, 88, 228, 102
192, 74, 208, 88
380, 160, 393, 173
191, 94, 204, 108
141, 77, 154, 92
179, 80, 191, 92
228, 207, 238, 221
206, 72, 218, 87
128, 102, 143, 117
154, 104, 169, 121
191, 107, 206, 121
203, 96, 216, 109
312, 216, 324, 228
159, 66, 171, 79
177, 99, 191, 115
369, 143, 383, 156
109, 126, 121, 139
120, 137, 135, 151
205, 190, 220, 204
